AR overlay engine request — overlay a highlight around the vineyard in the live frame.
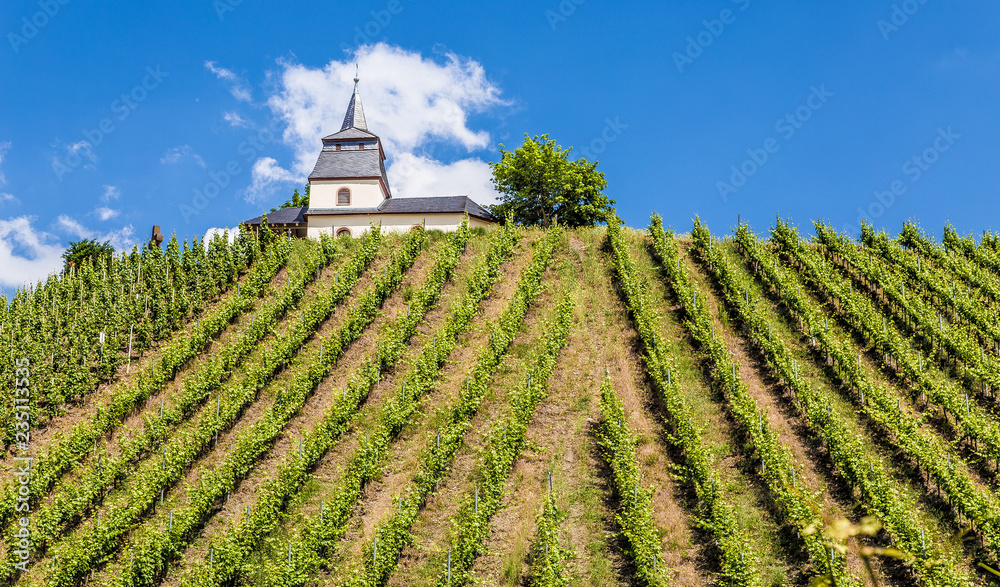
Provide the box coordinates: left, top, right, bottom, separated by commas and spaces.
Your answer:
5, 215, 1000, 586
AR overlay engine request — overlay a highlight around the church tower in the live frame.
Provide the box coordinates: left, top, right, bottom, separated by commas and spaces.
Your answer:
254, 73, 501, 239
306, 76, 391, 214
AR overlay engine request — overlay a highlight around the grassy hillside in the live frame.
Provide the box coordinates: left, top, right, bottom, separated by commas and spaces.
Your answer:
3, 218, 1000, 586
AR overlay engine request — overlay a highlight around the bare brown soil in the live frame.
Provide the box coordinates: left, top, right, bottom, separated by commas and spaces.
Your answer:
469, 232, 708, 586
318, 233, 543, 575
157, 234, 476, 584
148, 236, 444, 586
623, 230, 796, 585
386, 240, 560, 587
25, 238, 401, 585
779, 246, 989, 580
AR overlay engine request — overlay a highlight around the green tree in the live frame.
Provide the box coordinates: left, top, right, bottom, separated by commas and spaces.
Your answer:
489, 134, 613, 228
271, 185, 311, 212
62, 239, 114, 271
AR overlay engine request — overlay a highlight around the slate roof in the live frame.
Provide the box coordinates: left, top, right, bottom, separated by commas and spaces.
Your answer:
308, 148, 391, 194
306, 196, 498, 222
322, 127, 378, 141
381, 196, 497, 221
340, 79, 367, 132
242, 206, 306, 226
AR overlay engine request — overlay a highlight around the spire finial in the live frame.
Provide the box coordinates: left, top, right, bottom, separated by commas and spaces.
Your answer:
340, 66, 368, 132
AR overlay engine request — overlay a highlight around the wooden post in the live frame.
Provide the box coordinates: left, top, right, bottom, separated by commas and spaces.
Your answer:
126, 324, 134, 374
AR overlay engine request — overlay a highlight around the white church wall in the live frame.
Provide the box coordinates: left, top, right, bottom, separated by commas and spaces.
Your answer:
310, 179, 386, 209
306, 213, 495, 239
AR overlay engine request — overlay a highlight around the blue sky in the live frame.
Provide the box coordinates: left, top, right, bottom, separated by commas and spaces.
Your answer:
1, 0, 998, 288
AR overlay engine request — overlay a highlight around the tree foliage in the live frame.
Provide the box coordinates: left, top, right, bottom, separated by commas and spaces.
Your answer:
62, 239, 114, 271
489, 134, 613, 228
271, 185, 310, 212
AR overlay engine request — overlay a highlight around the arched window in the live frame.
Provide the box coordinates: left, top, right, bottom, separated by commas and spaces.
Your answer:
337, 188, 351, 206
336, 227, 352, 237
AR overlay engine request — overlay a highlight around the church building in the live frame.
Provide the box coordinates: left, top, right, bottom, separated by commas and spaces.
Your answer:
243, 77, 499, 238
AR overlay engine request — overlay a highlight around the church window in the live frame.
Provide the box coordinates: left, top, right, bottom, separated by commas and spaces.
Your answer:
358, 143, 365, 150
336, 227, 352, 237
337, 188, 351, 206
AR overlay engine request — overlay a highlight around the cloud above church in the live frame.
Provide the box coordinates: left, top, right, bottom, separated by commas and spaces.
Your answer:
257, 43, 507, 204
388, 153, 500, 203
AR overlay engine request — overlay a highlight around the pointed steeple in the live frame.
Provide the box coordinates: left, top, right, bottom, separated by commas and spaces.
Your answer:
340, 70, 368, 132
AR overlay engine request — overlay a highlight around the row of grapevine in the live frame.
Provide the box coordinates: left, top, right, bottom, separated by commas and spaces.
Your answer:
605, 219, 761, 586
651, 218, 848, 585
0, 233, 296, 533
2, 232, 367, 577
693, 221, 875, 585
817, 222, 1000, 396
42, 228, 427, 587
762, 221, 986, 584
526, 484, 573, 587
424, 292, 573, 587
0, 227, 273, 444
860, 224, 1000, 350
707, 221, 967, 587
944, 225, 1000, 279
331, 229, 564, 587
809, 223, 1000, 465
175, 219, 514, 587
899, 222, 1000, 312
596, 376, 670, 586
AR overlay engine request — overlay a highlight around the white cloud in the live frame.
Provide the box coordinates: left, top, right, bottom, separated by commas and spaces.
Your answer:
0, 193, 17, 205
55, 215, 135, 251
205, 61, 253, 102
94, 207, 120, 221
223, 111, 250, 128
389, 153, 501, 203
68, 141, 97, 163
160, 145, 207, 168
204, 226, 240, 247
102, 185, 121, 203
244, 157, 298, 203
266, 44, 507, 205
0, 216, 64, 288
